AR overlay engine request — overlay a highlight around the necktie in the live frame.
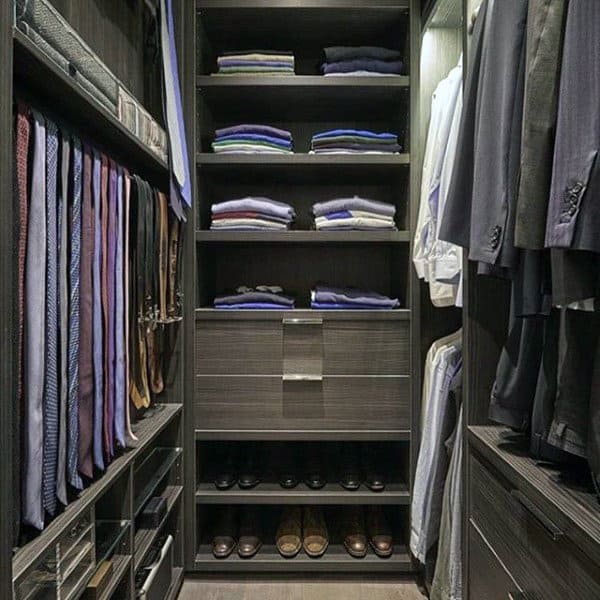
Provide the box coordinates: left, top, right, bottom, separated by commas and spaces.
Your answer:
101, 155, 110, 462
67, 136, 83, 491
160, 0, 191, 219
78, 144, 94, 478
43, 119, 59, 516
92, 152, 105, 470
15, 105, 31, 539
114, 167, 126, 448
123, 172, 137, 442
56, 131, 71, 506
23, 110, 46, 530
106, 161, 117, 458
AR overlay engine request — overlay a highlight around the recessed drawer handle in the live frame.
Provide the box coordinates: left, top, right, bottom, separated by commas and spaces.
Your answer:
282, 318, 323, 326
282, 374, 323, 382
510, 489, 564, 541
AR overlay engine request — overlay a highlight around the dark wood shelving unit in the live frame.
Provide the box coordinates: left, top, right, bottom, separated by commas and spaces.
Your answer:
196, 153, 410, 167
196, 230, 411, 243
194, 429, 412, 442
194, 544, 413, 573
196, 481, 410, 505
197, 0, 410, 9
12, 28, 168, 187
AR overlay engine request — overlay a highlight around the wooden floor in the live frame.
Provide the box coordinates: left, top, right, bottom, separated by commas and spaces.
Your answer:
178, 576, 425, 600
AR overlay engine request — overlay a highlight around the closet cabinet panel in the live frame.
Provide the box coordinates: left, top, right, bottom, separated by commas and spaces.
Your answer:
468, 523, 522, 600
194, 375, 410, 431
323, 320, 410, 375
470, 454, 600, 600
195, 320, 283, 375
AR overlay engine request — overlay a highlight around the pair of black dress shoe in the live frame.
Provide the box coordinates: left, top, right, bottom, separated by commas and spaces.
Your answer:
214, 447, 260, 490
339, 443, 386, 492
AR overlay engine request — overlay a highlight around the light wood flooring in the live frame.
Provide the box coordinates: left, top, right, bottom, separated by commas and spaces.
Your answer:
178, 576, 425, 600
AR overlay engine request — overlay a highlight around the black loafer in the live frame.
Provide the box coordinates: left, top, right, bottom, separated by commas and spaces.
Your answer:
214, 446, 238, 490
238, 444, 261, 489
304, 444, 326, 489
339, 443, 361, 491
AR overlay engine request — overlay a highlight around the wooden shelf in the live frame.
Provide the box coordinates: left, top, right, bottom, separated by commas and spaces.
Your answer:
195, 230, 410, 244
197, 0, 409, 8
196, 481, 410, 505
12, 28, 168, 186
195, 308, 411, 321
13, 404, 182, 581
198, 75, 409, 88
194, 543, 413, 572
195, 429, 411, 442
98, 555, 132, 600
197, 153, 410, 167
134, 485, 184, 572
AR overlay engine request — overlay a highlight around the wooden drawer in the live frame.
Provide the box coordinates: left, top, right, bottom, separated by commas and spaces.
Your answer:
194, 375, 410, 431
469, 453, 600, 600
195, 314, 409, 376
469, 522, 522, 600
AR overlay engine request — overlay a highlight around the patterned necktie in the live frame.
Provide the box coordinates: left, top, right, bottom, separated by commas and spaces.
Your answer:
67, 137, 83, 491
15, 105, 31, 539
92, 152, 105, 470
23, 111, 46, 530
106, 161, 117, 458
78, 145, 94, 479
56, 131, 71, 506
43, 119, 59, 515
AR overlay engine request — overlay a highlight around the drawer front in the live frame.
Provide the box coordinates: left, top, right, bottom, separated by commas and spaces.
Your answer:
194, 376, 410, 431
195, 317, 409, 376
469, 522, 522, 600
470, 453, 600, 600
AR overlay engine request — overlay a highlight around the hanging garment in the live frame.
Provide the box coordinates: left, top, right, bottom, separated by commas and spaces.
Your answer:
78, 144, 94, 479
14, 105, 31, 539
56, 130, 70, 503
411, 334, 462, 563
42, 118, 60, 514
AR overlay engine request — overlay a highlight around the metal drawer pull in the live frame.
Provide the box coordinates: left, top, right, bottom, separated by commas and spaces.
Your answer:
282, 374, 323, 382
282, 318, 323, 326
510, 489, 564, 541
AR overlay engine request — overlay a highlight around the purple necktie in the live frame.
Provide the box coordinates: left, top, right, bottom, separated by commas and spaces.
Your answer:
92, 152, 105, 470
23, 110, 46, 530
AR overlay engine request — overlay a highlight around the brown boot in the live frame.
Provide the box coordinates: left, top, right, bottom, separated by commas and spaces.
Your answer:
303, 507, 329, 558
366, 506, 393, 558
212, 506, 237, 559
238, 507, 262, 558
340, 506, 367, 558
276, 506, 302, 558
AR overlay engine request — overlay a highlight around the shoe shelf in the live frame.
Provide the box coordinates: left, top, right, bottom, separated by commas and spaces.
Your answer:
195, 481, 410, 505
194, 543, 413, 572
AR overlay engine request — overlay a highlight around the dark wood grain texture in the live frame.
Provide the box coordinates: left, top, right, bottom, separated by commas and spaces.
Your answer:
0, 0, 13, 596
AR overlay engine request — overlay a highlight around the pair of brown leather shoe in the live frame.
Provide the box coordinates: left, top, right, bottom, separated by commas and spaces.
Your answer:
276, 506, 329, 558
340, 506, 393, 558
212, 506, 262, 559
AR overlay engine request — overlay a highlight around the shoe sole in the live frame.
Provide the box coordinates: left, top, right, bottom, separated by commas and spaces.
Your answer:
213, 544, 237, 559
344, 543, 367, 559
277, 544, 302, 558
238, 542, 262, 559
340, 482, 361, 491
369, 541, 393, 558
304, 542, 329, 558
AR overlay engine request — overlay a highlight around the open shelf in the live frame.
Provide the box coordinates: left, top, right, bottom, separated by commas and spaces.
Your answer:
196, 230, 410, 244
95, 520, 131, 565
196, 481, 410, 505
134, 485, 183, 572
195, 308, 411, 321
198, 75, 409, 88
197, 153, 410, 168
194, 542, 413, 572
13, 404, 182, 582
97, 555, 132, 600
12, 28, 168, 186
195, 429, 411, 442
197, 0, 409, 7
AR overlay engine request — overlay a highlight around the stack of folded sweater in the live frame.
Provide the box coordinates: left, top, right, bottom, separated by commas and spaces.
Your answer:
214, 51, 295, 76
322, 46, 404, 76
210, 197, 295, 231
311, 285, 400, 310
212, 124, 294, 154
310, 129, 401, 154
313, 196, 397, 231
215, 286, 295, 310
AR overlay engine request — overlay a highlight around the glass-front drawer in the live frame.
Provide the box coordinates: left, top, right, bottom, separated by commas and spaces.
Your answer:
14, 547, 57, 600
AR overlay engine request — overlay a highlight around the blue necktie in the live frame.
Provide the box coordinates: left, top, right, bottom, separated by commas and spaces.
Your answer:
43, 119, 59, 516
92, 152, 105, 470
67, 137, 83, 491
23, 111, 46, 530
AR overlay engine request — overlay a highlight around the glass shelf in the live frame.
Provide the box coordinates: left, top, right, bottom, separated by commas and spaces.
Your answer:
133, 447, 182, 517
95, 520, 131, 564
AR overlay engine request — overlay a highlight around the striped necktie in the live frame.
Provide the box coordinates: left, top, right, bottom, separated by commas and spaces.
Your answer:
43, 119, 59, 515
67, 137, 83, 491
